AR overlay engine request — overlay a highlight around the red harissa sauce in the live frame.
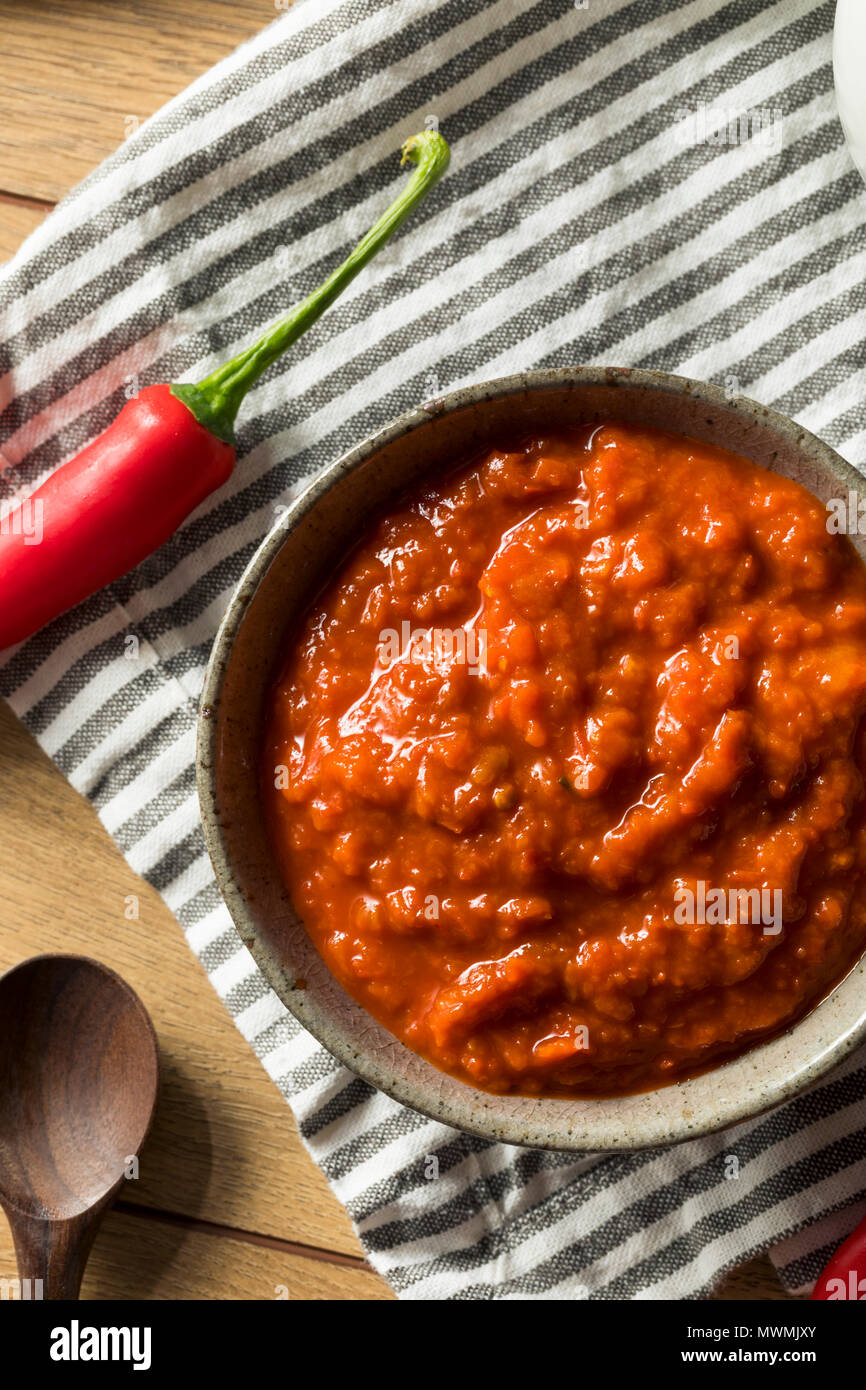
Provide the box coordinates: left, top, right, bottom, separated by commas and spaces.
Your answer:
263, 423, 866, 1097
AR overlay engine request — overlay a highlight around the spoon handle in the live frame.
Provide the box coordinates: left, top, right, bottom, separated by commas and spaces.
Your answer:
7, 1206, 105, 1300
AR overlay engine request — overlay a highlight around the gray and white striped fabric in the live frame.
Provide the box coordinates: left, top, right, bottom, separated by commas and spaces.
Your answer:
1, 0, 865, 1299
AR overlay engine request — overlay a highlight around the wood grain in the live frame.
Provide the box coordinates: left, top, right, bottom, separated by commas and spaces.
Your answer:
712, 1255, 798, 1301
0, 196, 51, 263
0, 1208, 393, 1301
0, 0, 279, 203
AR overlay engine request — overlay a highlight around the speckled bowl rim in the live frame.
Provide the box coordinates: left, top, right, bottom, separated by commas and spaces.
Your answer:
198, 366, 866, 1151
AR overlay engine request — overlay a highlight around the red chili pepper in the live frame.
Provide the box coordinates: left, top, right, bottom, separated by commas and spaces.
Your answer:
811, 1209, 866, 1299
0, 131, 450, 652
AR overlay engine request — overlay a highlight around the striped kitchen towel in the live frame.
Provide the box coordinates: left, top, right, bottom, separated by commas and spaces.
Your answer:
1, 0, 865, 1299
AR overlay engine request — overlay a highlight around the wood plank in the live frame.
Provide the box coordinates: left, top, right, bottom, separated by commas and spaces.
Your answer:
712, 1254, 803, 1301
0, 1207, 393, 1301
0, 0, 281, 203
0, 700, 373, 1266
0, 196, 52, 263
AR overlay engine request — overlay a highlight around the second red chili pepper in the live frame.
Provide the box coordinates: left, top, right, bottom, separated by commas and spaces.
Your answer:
0, 130, 450, 652
811, 1207, 866, 1300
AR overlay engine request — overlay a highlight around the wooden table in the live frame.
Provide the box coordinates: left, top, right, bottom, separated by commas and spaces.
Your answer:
0, 0, 792, 1301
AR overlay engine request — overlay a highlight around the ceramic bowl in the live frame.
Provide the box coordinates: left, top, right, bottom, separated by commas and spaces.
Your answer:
197, 367, 866, 1151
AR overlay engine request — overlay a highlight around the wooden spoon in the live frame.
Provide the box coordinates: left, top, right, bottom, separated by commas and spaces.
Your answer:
0, 954, 159, 1299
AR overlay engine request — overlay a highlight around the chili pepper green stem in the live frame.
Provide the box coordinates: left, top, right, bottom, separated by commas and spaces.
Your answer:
171, 130, 450, 444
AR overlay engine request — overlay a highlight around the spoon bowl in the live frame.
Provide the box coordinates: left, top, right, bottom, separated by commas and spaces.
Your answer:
0, 954, 159, 1298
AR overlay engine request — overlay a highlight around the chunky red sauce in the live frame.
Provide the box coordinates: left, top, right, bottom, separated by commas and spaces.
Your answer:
264, 423, 866, 1097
